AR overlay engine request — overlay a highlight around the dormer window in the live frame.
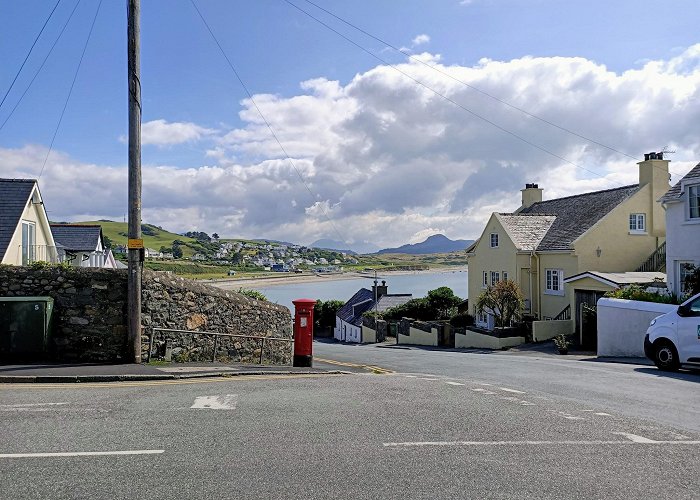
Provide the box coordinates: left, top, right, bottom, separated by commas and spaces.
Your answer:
629, 213, 646, 233
689, 185, 700, 219
490, 233, 499, 248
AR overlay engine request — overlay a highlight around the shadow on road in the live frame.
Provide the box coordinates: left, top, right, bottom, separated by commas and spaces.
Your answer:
634, 367, 700, 382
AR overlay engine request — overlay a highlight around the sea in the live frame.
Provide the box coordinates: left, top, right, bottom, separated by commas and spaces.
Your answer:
245, 269, 468, 312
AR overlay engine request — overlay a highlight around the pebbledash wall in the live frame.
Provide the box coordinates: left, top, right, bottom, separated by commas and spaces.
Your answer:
0, 265, 292, 363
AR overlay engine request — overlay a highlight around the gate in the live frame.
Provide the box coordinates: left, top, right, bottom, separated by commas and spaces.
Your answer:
574, 290, 605, 350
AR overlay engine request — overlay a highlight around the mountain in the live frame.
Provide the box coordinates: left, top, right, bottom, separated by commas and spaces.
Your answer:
376, 234, 475, 255
309, 239, 380, 255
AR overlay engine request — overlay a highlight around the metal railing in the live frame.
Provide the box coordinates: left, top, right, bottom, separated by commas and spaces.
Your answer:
148, 327, 293, 364
16, 244, 59, 265
636, 241, 666, 272
553, 304, 571, 321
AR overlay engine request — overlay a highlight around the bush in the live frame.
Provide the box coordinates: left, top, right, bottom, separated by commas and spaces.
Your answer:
237, 288, 267, 301
604, 285, 680, 304
475, 280, 524, 328
314, 299, 345, 329
449, 313, 474, 328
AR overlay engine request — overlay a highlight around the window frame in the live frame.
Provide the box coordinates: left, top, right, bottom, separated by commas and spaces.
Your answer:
482, 271, 488, 289
629, 213, 646, 233
544, 268, 565, 296
490, 271, 501, 286
689, 184, 700, 220
490, 233, 499, 248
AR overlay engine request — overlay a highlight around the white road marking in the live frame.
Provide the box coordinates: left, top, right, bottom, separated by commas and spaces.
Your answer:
444, 381, 465, 386
594, 412, 612, 416
191, 394, 238, 410
0, 402, 69, 408
0, 450, 164, 458
613, 432, 657, 443
383, 440, 700, 447
520, 402, 536, 406
404, 375, 417, 378
498, 387, 526, 394
417, 378, 439, 381
470, 388, 497, 395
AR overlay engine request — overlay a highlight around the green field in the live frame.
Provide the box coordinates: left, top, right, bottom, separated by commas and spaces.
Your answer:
75, 221, 200, 257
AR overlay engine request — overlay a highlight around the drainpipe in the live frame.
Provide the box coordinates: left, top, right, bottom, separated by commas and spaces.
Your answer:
532, 251, 541, 319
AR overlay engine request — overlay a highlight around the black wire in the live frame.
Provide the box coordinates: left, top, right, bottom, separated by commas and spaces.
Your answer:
0, 0, 62, 112
38, 0, 102, 180
287, 0, 684, 181
189, 0, 350, 247
0, 0, 82, 133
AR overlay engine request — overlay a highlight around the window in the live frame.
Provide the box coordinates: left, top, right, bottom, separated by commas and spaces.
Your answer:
629, 213, 646, 232
689, 185, 700, 219
503, 271, 508, 282
679, 262, 696, 296
545, 269, 564, 295
482, 271, 488, 288
490, 271, 500, 286
490, 233, 499, 248
21, 221, 35, 266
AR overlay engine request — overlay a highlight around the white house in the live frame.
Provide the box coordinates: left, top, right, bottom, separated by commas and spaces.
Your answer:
0, 179, 57, 265
660, 161, 700, 297
50, 224, 110, 268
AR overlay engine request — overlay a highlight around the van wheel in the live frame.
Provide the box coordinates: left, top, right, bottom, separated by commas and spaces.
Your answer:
653, 341, 680, 372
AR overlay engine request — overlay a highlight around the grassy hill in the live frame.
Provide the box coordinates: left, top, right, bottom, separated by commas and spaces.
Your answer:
75, 221, 200, 257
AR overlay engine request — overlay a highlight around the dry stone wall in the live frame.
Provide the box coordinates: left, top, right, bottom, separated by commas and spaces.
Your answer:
0, 265, 292, 364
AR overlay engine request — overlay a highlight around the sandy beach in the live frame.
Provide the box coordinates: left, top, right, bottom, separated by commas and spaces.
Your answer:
211, 267, 467, 290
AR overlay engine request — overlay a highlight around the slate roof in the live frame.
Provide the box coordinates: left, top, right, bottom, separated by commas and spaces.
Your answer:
496, 213, 556, 251
660, 162, 700, 203
336, 288, 375, 326
0, 179, 37, 261
518, 185, 640, 251
375, 294, 413, 312
50, 224, 102, 252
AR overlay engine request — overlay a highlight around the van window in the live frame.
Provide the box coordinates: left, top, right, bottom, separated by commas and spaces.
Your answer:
689, 297, 700, 314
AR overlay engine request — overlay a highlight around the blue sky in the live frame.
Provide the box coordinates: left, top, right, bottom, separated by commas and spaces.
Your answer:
1, 0, 700, 248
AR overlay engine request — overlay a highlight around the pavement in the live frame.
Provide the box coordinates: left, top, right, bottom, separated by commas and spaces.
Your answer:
0, 359, 353, 383
0, 339, 653, 383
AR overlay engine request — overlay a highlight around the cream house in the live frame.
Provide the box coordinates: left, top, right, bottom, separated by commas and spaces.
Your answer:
0, 179, 57, 265
660, 161, 700, 297
467, 153, 670, 347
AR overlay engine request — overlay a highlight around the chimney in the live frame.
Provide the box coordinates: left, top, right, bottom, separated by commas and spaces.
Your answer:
638, 152, 670, 237
518, 183, 543, 212
372, 280, 388, 299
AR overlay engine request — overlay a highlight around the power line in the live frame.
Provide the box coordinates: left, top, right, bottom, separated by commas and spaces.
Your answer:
0, 0, 82, 133
39, 0, 102, 180
0, 0, 62, 112
188, 0, 350, 247
286, 0, 685, 181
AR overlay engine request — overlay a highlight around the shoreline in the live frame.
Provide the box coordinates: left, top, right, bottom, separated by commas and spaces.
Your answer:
211, 267, 468, 290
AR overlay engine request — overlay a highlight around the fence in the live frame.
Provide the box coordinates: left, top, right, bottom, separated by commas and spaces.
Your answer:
149, 327, 294, 365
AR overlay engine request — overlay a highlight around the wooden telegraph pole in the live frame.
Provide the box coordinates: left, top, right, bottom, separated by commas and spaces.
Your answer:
127, 0, 142, 363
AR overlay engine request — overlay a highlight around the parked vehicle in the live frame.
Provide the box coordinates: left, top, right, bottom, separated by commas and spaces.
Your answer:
644, 292, 700, 371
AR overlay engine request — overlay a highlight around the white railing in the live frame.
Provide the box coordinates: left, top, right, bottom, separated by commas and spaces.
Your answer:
17, 245, 59, 265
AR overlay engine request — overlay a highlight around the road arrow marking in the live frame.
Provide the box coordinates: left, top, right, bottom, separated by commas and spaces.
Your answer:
191, 394, 238, 410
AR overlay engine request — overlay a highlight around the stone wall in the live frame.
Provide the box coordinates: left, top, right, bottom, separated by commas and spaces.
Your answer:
0, 265, 292, 364
361, 316, 387, 342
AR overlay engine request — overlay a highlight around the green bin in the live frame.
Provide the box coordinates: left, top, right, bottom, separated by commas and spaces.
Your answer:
0, 297, 54, 361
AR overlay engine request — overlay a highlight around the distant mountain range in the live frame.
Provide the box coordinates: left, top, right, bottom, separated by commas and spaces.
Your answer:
309, 239, 380, 255
376, 234, 475, 255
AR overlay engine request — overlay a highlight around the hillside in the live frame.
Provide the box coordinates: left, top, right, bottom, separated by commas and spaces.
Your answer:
376, 234, 474, 255
75, 221, 200, 257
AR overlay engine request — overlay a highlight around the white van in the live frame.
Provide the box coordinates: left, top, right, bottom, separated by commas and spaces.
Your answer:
644, 292, 700, 371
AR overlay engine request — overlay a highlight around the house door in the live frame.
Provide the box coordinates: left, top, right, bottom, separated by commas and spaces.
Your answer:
575, 290, 606, 350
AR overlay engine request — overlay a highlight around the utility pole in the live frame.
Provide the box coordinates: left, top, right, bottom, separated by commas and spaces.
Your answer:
127, 0, 142, 363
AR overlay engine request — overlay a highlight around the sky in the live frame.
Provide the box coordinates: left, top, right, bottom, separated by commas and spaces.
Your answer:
1, 0, 700, 252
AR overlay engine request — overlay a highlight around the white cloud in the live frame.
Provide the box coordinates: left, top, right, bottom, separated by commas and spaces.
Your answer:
3, 45, 700, 248
138, 119, 216, 146
412, 34, 430, 46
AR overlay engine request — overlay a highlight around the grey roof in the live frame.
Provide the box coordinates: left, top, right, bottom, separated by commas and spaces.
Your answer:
564, 271, 666, 287
375, 294, 413, 312
660, 162, 700, 203
337, 288, 375, 326
0, 179, 36, 261
496, 213, 556, 251
519, 185, 640, 251
50, 224, 102, 252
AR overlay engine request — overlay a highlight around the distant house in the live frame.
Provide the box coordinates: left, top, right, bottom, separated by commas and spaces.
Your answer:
466, 153, 670, 347
144, 248, 161, 259
660, 161, 700, 297
0, 178, 57, 265
50, 224, 111, 268
334, 281, 412, 343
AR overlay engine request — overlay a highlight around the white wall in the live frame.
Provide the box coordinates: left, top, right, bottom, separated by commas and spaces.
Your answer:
597, 298, 677, 357
665, 201, 700, 296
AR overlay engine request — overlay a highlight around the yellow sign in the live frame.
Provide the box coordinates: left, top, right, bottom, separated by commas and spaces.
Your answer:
127, 238, 144, 249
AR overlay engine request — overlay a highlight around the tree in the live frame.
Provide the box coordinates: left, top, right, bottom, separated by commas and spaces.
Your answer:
683, 265, 700, 297
475, 280, 524, 328
103, 235, 113, 249
425, 286, 462, 319
314, 300, 345, 329
172, 243, 183, 259
212, 233, 220, 240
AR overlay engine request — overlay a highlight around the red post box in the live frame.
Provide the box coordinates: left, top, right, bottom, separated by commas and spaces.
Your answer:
292, 298, 316, 367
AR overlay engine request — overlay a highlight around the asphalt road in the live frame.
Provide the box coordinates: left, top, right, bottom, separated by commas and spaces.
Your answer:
1, 344, 699, 499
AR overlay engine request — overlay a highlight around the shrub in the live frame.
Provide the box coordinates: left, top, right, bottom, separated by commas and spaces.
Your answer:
449, 313, 474, 327
475, 280, 524, 328
314, 299, 345, 329
237, 288, 267, 301
604, 285, 680, 304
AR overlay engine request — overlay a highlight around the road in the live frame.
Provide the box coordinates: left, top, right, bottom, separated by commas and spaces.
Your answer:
1, 343, 699, 499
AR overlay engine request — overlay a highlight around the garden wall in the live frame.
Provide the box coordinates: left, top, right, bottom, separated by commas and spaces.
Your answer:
597, 298, 676, 357
455, 329, 525, 350
0, 265, 292, 363
532, 319, 574, 342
